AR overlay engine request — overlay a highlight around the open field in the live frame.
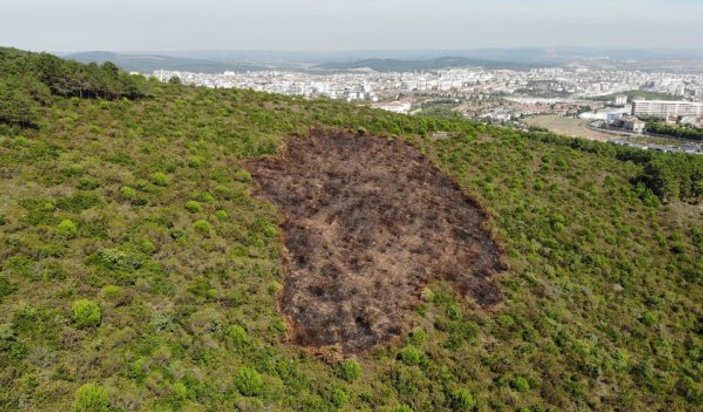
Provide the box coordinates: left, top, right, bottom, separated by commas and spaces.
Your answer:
525, 115, 619, 142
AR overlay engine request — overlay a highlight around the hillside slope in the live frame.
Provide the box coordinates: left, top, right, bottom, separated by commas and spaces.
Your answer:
1, 48, 702, 411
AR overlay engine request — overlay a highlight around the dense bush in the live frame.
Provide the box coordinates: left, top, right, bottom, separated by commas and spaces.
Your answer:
0, 48, 700, 411
337, 359, 362, 382
0, 47, 148, 101
57, 219, 78, 238
71, 299, 102, 328
193, 219, 212, 235
234, 366, 264, 396
74, 383, 109, 412
647, 121, 703, 141
449, 388, 476, 411
228, 325, 249, 348
185, 200, 202, 213
151, 172, 169, 186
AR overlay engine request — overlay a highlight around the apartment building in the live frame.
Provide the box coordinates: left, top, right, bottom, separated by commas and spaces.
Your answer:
632, 100, 703, 117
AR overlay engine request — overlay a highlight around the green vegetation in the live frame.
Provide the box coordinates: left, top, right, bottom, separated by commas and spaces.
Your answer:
57, 219, 78, 238
74, 383, 110, 412
647, 120, 703, 142
234, 366, 265, 396
71, 299, 102, 328
337, 358, 362, 382
1, 48, 702, 411
449, 388, 477, 411
151, 172, 169, 186
184, 200, 203, 213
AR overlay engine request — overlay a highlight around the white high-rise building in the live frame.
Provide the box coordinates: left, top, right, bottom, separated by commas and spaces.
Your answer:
632, 100, 703, 117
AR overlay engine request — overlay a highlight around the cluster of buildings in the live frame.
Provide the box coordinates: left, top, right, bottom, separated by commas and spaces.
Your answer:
631, 100, 703, 117
456, 97, 603, 122
153, 66, 703, 108
607, 115, 646, 134
152, 66, 703, 142
154, 69, 381, 102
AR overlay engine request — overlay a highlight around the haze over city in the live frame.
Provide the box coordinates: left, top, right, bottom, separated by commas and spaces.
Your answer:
2, 0, 703, 52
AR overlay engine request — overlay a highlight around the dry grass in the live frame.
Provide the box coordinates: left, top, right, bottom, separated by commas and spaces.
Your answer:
526, 115, 616, 142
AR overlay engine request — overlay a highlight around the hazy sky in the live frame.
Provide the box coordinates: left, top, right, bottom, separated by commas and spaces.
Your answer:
1, 0, 702, 52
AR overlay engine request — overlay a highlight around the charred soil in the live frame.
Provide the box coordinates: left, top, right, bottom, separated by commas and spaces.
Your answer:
249, 129, 507, 354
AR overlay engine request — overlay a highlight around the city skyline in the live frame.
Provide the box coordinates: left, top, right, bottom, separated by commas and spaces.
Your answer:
2, 0, 703, 53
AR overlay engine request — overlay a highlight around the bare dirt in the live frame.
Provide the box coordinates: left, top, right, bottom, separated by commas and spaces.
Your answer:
248, 129, 507, 354
525, 115, 615, 142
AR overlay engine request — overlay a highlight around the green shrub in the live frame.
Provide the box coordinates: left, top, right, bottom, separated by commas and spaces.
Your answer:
261, 223, 278, 238
0, 276, 18, 299
118, 186, 146, 205
214, 185, 232, 199
187, 156, 206, 168
408, 328, 427, 346
102, 285, 121, 300
266, 281, 282, 296
13, 135, 30, 146
169, 228, 186, 240
512, 376, 531, 392
119, 186, 137, 201
330, 387, 348, 407
399, 345, 423, 366
641, 311, 659, 327
77, 178, 102, 190
497, 314, 515, 328
0, 323, 14, 341
215, 209, 229, 221
193, 219, 211, 235
228, 325, 249, 348
194, 192, 215, 203
95, 248, 143, 271
151, 172, 168, 186
185, 200, 202, 213
173, 381, 188, 399
56, 192, 101, 212
396, 405, 414, 412
337, 359, 362, 382
420, 287, 435, 302
138, 239, 157, 255
446, 304, 462, 320
269, 319, 286, 334
449, 388, 476, 411
74, 383, 109, 412
57, 219, 78, 238
72, 299, 102, 328
233, 169, 252, 183
234, 366, 264, 396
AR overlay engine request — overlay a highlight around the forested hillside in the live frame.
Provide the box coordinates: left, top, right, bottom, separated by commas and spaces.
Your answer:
0, 48, 701, 411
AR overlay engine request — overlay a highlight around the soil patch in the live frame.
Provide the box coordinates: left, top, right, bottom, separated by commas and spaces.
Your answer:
248, 129, 507, 354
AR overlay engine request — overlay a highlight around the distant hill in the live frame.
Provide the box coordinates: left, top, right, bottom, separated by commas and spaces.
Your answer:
64, 51, 270, 74
317, 56, 542, 72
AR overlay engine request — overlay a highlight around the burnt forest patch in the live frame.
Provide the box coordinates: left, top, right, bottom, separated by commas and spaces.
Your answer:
248, 129, 507, 354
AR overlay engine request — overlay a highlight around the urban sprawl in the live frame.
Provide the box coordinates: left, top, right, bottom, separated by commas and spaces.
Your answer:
153, 65, 703, 154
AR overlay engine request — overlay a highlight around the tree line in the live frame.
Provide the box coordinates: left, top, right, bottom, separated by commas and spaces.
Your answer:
531, 130, 703, 204
0, 47, 151, 128
646, 120, 703, 142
